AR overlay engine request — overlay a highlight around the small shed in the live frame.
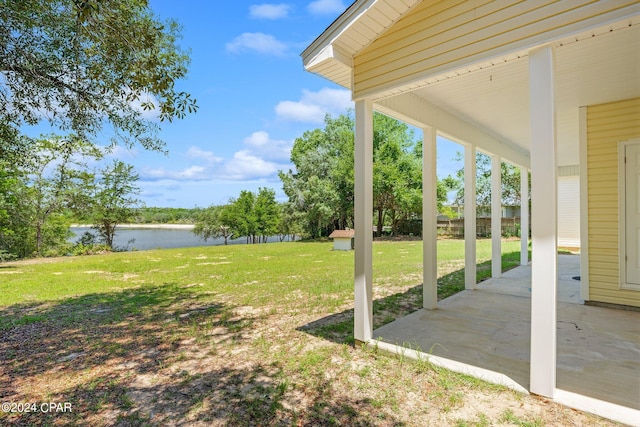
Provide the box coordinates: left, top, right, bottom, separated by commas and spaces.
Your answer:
329, 229, 354, 251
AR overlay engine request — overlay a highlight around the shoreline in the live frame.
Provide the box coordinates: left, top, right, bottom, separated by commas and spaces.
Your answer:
71, 224, 195, 230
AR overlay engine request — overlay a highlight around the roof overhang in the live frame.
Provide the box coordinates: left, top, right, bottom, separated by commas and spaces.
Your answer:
303, 1, 640, 167
302, 0, 421, 89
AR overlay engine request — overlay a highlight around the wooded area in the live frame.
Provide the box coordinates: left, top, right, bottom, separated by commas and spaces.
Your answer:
0, 0, 197, 259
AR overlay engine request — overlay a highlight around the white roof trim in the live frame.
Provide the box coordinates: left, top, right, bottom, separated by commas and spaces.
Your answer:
306, 44, 353, 70
301, 0, 379, 66
302, 0, 421, 72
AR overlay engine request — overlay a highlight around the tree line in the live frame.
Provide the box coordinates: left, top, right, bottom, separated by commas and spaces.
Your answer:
193, 112, 453, 243
193, 111, 527, 243
192, 188, 293, 245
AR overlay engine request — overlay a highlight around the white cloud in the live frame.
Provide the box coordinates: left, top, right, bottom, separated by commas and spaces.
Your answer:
275, 87, 352, 123
243, 131, 292, 161
249, 3, 291, 19
185, 146, 223, 165
141, 165, 210, 181
216, 150, 281, 181
140, 139, 289, 183
226, 32, 288, 56
275, 101, 325, 123
308, 0, 346, 15
243, 130, 270, 147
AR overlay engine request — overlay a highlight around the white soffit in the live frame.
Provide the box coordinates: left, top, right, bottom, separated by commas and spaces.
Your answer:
402, 19, 640, 165
302, 0, 419, 87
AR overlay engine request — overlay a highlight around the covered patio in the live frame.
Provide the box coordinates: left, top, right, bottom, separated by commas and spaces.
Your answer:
374, 255, 640, 411
302, 1, 640, 425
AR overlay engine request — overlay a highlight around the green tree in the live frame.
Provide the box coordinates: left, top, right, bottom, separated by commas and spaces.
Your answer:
0, 0, 197, 155
279, 114, 354, 238
373, 114, 422, 236
192, 205, 233, 245
281, 112, 430, 238
277, 202, 305, 242
89, 160, 141, 248
202, 188, 282, 245
0, 160, 31, 258
230, 190, 257, 244
254, 188, 279, 243
0, 135, 100, 257
449, 152, 528, 214
28, 136, 101, 254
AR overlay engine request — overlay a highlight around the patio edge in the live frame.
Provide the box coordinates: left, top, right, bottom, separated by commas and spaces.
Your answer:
554, 388, 640, 427
368, 339, 640, 426
368, 339, 529, 394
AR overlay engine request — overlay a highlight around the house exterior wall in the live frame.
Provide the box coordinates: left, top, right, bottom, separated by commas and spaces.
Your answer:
587, 97, 640, 307
353, 0, 637, 99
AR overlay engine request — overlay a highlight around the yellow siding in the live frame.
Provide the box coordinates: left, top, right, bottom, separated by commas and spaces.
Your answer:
587, 98, 640, 307
353, 0, 637, 98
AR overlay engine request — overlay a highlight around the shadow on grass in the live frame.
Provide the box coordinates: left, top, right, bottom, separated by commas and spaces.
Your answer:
299, 250, 526, 346
0, 283, 252, 425
0, 281, 407, 426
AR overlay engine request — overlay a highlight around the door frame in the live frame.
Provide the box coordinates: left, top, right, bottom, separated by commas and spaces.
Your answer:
619, 139, 640, 291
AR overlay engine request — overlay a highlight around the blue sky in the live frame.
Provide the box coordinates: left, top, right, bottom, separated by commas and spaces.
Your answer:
30, 0, 463, 208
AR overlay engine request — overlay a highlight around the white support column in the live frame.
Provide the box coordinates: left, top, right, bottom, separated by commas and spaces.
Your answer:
354, 99, 374, 344
529, 45, 558, 398
464, 144, 477, 290
578, 106, 589, 301
491, 155, 502, 278
423, 127, 438, 309
520, 167, 529, 266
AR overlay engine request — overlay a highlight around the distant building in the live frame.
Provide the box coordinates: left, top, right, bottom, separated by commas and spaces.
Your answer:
329, 229, 354, 251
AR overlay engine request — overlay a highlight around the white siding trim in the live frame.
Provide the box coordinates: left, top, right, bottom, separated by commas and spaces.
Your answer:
554, 389, 640, 427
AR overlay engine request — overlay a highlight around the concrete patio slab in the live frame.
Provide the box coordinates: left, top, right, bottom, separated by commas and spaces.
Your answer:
373, 255, 640, 410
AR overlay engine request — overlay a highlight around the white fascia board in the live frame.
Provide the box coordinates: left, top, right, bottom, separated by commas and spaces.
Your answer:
305, 44, 353, 71
301, 0, 378, 66
375, 92, 530, 168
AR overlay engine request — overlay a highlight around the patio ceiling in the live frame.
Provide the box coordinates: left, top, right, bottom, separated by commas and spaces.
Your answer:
401, 19, 640, 166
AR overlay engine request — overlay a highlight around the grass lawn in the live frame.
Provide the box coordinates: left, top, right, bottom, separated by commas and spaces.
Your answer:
0, 240, 612, 426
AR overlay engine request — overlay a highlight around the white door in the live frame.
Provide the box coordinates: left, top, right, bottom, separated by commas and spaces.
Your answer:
625, 142, 640, 286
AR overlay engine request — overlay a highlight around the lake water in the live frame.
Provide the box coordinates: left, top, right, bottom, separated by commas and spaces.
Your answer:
69, 227, 291, 251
